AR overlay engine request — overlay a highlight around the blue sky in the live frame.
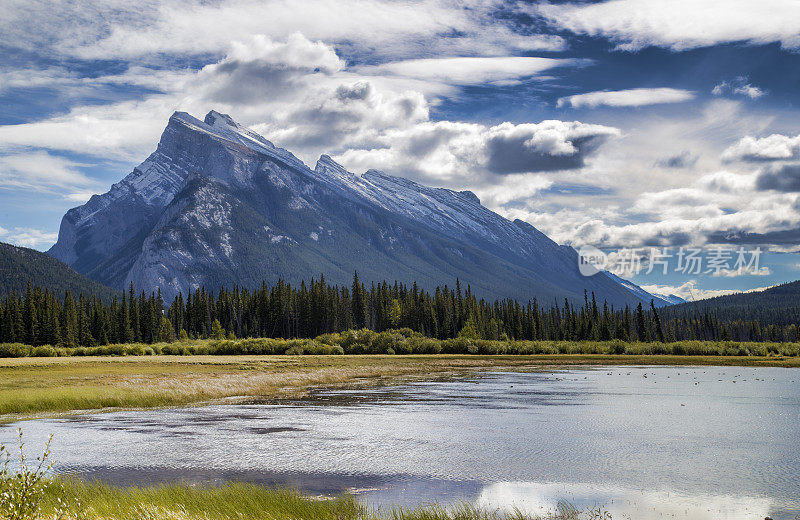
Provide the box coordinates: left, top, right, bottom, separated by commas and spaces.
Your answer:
2, 0, 800, 300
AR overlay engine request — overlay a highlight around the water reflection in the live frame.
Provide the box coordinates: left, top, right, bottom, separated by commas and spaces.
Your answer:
473, 482, 774, 520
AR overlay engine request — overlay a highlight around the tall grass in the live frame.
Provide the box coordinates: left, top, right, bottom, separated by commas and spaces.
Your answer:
38, 479, 608, 520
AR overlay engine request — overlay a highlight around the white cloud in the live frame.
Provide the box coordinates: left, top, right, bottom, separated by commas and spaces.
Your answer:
228, 32, 344, 72
360, 56, 588, 86
500, 163, 800, 251
0, 31, 619, 208
64, 192, 99, 203
642, 280, 778, 301
0, 227, 59, 249
640, 280, 740, 301
557, 88, 695, 109
722, 133, 800, 162
0, 4, 796, 267
733, 84, 765, 99
334, 119, 620, 184
535, 0, 800, 51
0, 151, 99, 192
0, 0, 563, 63
712, 78, 766, 99
713, 266, 771, 277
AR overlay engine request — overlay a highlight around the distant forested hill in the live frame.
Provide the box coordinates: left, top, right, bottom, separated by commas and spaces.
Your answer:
662, 281, 800, 326
0, 241, 118, 300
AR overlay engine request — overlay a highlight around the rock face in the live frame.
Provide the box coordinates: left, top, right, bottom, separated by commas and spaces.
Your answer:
49, 110, 662, 306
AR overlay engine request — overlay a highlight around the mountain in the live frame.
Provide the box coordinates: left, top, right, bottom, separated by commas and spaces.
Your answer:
0, 241, 118, 300
661, 280, 800, 326
658, 293, 688, 306
606, 272, 686, 306
49, 110, 661, 306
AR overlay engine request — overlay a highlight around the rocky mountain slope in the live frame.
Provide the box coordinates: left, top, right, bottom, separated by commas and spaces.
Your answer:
49, 110, 664, 306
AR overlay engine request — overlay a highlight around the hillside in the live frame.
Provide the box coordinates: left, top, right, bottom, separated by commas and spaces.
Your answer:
661, 280, 800, 326
0, 241, 118, 300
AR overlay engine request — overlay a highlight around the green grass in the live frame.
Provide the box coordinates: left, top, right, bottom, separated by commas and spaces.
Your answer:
40, 479, 588, 520
1, 352, 799, 420
45, 479, 364, 520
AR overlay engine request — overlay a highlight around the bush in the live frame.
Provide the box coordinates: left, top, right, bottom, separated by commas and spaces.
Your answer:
0, 343, 30, 358
0, 430, 75, 520
30, 346, 57, 357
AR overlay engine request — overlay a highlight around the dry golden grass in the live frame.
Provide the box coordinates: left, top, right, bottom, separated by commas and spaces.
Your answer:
2, 353, 798, 420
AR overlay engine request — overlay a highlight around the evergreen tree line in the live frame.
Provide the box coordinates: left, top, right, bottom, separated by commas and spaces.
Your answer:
1, 274, 798, 347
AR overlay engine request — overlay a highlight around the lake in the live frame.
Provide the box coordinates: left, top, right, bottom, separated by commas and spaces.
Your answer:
2, 365, 799, 519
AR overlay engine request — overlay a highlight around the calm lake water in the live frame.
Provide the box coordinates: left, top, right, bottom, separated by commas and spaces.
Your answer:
3, 365, 800, 519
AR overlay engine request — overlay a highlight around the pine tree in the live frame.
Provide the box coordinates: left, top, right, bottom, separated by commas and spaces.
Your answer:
635, 302, 650, 342
650, 300, 666, 343
158, 316, 175, 343
211, 319, 225, 340
351, 271, 366, 329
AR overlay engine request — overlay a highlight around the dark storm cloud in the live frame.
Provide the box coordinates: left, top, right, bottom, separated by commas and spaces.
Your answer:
201, 62, 314, 104
486, 134, 609, 174
707, 228, 800, 246
640, 231, 693, 247
655, 150, 698, 169
756, 163, 800, 192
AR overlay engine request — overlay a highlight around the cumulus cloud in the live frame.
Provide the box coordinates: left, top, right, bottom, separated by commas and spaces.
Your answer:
535, 0, 800, 51
0, 35, 428, 162
712, 77, 765, 99
334, 119, 620, 183
193, 33, 345, 105
557, 88, 695, 109
722, 133, 800, 162
485, 121, 620, 173
499, 163, 799, 252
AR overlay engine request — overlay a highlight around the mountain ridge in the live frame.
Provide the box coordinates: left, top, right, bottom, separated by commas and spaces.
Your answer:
1, 241, 118, 300
48, 110, 665, 307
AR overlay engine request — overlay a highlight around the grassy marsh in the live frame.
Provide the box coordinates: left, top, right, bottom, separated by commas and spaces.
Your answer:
1, 351, 799, 420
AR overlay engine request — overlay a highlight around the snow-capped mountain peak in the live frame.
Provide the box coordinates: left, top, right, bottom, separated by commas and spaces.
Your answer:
49, 110, 664, 306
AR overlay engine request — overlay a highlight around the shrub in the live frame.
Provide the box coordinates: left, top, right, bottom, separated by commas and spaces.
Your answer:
0, 343, 30, 358
30, 346, 57, 358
